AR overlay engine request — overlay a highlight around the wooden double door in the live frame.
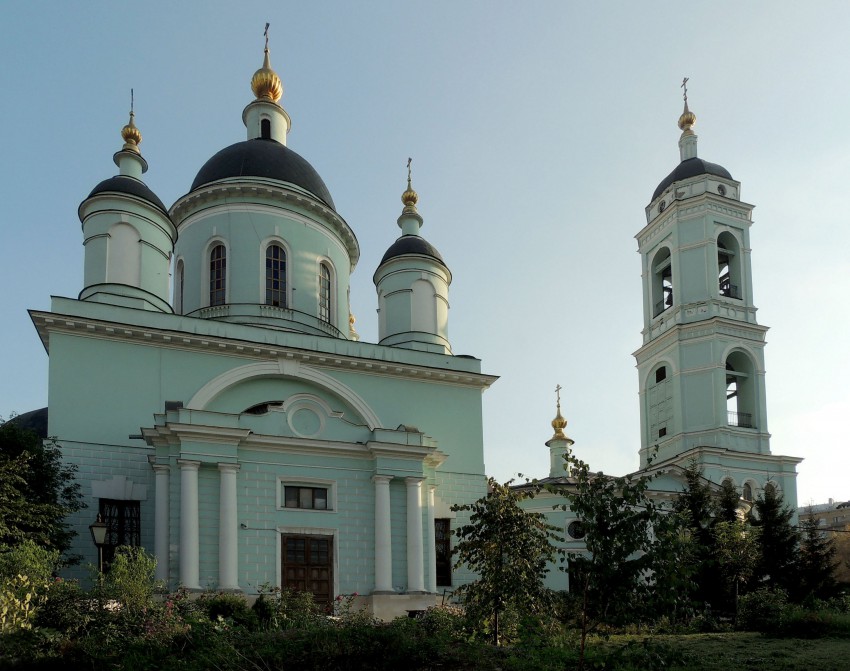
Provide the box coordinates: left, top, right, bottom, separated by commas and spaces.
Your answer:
281, 534, 333, 607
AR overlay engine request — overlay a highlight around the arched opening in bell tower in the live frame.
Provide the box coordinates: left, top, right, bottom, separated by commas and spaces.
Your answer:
717, 232, 742, 300
726, 351, 756, 428
651, 247, 673, 317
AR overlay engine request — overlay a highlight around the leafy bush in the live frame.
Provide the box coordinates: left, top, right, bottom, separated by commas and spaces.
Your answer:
736, 588, 788, 632
198, 591, 256, 628
0, 541, 61, 586
250, 586, 324, 631
99, 546, 159, 614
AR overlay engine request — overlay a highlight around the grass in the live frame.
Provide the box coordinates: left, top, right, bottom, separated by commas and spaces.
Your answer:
634, 632, 850, 671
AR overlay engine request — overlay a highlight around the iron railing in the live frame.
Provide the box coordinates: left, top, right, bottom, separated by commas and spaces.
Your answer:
727, 411, 753, 428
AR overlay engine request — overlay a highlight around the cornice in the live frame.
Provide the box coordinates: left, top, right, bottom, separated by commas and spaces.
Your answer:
30, 310, 498, 390
634, 315, 768, 362
637, 193, 754, 249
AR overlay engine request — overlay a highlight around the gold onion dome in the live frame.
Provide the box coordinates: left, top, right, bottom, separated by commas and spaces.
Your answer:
121, 111, 142, 153
402, 183, 418, 208
551, 407, 568, 439
251, 48, 283, 102
678, 101, 696, 132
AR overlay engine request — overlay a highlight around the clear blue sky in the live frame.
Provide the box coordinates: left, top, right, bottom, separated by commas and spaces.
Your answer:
1, 1, 848, 506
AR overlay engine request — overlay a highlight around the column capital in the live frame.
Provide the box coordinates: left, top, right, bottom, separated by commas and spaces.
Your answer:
372, 474, 394, 485
177, 459, 201, 471
218, 462, 241, 474
405, 476, 425, 486
151, 462, 171, 474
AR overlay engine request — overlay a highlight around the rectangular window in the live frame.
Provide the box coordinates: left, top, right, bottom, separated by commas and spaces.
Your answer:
435, 518, 452, 587
284, 486, 329, 510
98, 499, 141, 568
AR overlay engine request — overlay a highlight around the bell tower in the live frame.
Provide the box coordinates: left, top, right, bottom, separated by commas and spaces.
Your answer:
633, 85, 799, 504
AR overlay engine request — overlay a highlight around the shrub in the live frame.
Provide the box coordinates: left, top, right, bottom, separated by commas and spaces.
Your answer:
0, 541, 61, 585
198, 591, 256, 629
736, 587, 788, 632
101, 546, 159, 614
419, 604, 467, 642
1, 574, 44, 632
250, 586, 324, 631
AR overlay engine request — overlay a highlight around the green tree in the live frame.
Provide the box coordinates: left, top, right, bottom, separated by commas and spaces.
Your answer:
716, 478, 741, 524
796, 512, 838, 601
451, 478, 561, 645
673, 463, 745, 614
554, 454, 687, 669
748, 486, 797, 592
0, 417, 85, 561
714, 520, 761, 617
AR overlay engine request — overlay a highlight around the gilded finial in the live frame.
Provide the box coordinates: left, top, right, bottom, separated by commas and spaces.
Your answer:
551, 383, 569, 439
678, 77, 696, 131
348, 312, 360, 341
401, 157, 419, 209
251, 23, 283, 103
120, 88, 142, 153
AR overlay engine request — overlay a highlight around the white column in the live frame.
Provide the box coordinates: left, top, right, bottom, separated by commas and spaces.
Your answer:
427, 484, 437, 593
373, 475, 393, 593
152, 464, 170, 583
406, 477, 425, 593
218, 463, 241, 590
178, 460, 201, 589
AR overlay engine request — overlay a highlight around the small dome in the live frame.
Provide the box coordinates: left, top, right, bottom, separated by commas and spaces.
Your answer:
190, 138, 335, 210
251, 48, 283, 102
402, 186, 418, 208
678, 102, 696, 132
379, 234, 446, 268
121, 112, 142, 152
87, 175, 168, 214
651, 157, 732, 202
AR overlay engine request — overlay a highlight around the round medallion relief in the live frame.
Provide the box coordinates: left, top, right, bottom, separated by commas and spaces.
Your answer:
289, 407, 322, 438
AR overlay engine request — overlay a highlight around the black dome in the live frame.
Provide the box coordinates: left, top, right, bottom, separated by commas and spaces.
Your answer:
191, 138, 335, 210
380, 235, 446, 267
87, 175, 168, 214
652, 157, 732, 201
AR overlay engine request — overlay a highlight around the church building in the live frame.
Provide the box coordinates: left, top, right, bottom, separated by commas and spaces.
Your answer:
29, 41, 496, 618
26, 38, 799, 611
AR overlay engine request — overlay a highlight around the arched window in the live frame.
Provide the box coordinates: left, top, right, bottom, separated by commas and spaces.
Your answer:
265, 244, 286, 307
647, 364, 672, 440
261, 118, 271, 139
209, 244, 226, 306
726, 351, 756, 428
319, 262, 332, 323
175, 259, 184, 313
651, 247, 673, 317
742, 482, 753, 501
717, 232, 742, 299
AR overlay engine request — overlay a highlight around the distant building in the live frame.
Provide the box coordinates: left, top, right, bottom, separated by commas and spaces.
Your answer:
798, 500, 850, 584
